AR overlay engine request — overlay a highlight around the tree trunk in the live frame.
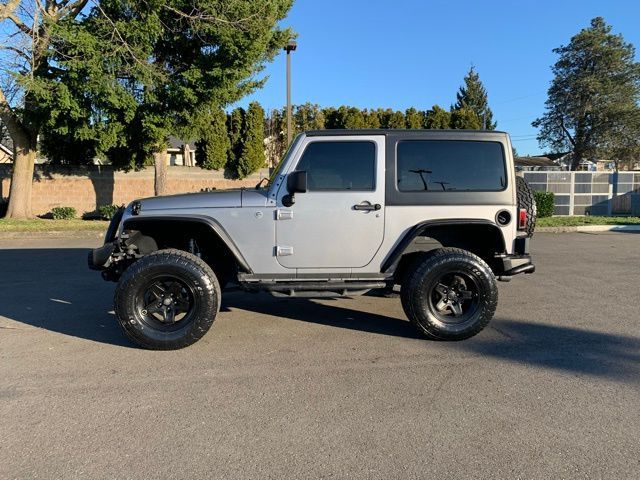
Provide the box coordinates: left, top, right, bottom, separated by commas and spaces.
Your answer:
5, 135, 37, 219
154, 150, 168, 196
570, 150, 583, 171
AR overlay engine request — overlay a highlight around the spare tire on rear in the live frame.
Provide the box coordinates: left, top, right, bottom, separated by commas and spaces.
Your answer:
516, 176, 537, 237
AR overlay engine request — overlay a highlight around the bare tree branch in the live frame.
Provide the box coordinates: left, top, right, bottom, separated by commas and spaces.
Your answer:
0, 84, 27, 143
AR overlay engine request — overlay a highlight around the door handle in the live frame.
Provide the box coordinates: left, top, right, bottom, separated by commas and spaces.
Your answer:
353, 203, 381, 211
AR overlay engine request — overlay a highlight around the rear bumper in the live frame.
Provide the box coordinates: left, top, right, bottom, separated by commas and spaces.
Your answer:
497, 235, 535, 279
501, 255, 535, 276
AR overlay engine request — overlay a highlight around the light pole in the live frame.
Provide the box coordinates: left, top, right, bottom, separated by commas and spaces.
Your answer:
284, 40, 297, 145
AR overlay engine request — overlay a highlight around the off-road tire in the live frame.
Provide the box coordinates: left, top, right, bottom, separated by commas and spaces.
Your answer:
114, 249, 220, 350
401, 248, 498, 340
516, 176, 537, 237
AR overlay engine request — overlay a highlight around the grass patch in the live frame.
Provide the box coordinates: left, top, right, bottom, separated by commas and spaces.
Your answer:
0, 218, 109, 232
537, 216, 640, 227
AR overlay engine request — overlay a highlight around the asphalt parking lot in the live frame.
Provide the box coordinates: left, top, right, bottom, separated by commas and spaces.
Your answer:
0, 232, 638, 479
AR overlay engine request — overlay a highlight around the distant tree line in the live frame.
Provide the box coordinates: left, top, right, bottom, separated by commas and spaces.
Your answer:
197, 66, 496, 176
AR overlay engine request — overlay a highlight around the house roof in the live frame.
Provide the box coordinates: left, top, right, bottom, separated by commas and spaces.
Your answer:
0, 142, 12, 156
544, 152, 571, 161
514, 156, 558, 167
168, 136, 196, 150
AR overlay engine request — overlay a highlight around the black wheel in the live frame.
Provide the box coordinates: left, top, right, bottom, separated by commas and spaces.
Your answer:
516, 176, 537, 237
114, 249, 220, 350
401, 248, 498, 340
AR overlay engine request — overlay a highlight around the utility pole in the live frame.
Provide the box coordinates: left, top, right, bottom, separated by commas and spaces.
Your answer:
284, 40, 297, 145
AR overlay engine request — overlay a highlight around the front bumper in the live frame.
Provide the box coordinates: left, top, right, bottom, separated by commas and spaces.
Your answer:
88, 242, 116, 271
88, 207, 125, 277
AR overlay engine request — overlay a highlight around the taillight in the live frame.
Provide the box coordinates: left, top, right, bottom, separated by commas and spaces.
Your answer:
518, 208, 527, 230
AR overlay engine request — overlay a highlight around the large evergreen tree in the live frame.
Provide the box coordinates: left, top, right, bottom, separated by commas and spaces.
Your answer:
453, 66, 496, 130
41, 0, 293, 195
533, 17, 640, 170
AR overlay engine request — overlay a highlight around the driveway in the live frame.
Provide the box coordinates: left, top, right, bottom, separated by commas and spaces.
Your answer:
0, 233, 638, 479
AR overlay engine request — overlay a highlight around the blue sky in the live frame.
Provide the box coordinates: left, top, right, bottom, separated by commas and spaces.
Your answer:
235, 0, 640, 156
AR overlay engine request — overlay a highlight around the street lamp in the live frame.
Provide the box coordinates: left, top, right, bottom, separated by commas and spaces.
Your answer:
284, 40, 297, 145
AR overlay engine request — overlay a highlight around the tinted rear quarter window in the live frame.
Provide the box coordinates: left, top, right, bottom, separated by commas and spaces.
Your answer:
296, 141, 375, 191
397, 140, 506, 192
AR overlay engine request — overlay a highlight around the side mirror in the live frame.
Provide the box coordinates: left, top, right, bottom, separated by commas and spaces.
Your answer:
283, 171, 307, 207
287, 170, 307, 193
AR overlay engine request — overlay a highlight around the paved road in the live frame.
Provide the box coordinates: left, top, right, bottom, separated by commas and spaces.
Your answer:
1, 233, 638, 479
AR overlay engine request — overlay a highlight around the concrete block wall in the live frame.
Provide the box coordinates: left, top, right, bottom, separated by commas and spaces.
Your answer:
0, 165, 268, 216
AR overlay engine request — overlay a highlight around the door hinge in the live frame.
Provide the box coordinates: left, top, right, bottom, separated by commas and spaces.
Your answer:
276, 209, 294, 220
276, 246, 294, 256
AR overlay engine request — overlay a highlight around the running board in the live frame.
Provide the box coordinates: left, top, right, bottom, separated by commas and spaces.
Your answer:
244, 281, 387, 298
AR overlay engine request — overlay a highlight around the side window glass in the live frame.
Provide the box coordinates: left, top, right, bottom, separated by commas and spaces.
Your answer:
397, 140, 506, 191
296, 141, 375, 191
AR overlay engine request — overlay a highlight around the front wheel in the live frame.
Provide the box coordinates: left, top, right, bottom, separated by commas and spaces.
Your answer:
401, 248, 498, 340
114, 249, 221, 350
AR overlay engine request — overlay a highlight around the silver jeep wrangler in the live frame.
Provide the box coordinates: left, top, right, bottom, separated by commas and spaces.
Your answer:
90, 129, 536, 349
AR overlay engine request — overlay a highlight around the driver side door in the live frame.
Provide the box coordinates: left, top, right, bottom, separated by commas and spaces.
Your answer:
275, 135, 386, 270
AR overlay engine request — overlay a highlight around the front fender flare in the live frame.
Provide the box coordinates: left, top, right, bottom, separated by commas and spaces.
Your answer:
122, 214, 253, 273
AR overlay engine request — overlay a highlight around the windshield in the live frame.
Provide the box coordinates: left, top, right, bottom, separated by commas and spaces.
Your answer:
257, 134, 303, 190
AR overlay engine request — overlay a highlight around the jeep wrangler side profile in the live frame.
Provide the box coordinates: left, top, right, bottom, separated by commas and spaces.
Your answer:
89, 130, 536, 350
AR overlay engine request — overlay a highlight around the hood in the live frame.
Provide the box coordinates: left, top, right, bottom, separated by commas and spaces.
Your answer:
136, 189, 244, 211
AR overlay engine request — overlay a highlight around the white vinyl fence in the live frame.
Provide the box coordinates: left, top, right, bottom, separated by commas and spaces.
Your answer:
522, 171, 640, 215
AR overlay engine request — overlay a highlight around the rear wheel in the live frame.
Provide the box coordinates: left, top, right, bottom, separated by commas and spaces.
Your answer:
114, 249, 220, 350
401, 248, 498, 340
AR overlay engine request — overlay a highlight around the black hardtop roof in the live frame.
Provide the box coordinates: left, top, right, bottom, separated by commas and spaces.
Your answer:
304, 129, 509, 138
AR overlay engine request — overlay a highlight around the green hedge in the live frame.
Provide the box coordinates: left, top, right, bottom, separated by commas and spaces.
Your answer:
98, 204, 124, 220
534, 191, 555, 218
51, 206, 77, 220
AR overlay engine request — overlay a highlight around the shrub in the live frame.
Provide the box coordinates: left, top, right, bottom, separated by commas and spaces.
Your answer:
0, 198, 7, 218
98, 204, 124, 220
51, 206, 77, 220
534, 191, 555, 218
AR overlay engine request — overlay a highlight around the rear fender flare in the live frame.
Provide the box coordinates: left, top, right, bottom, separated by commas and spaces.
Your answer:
381, 219, 505, 274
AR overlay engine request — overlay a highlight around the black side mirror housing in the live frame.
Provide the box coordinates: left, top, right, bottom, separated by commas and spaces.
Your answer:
287, 170, 307, 193
283, 171, 307, 207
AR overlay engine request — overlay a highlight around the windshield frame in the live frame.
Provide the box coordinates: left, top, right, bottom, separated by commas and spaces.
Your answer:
265, 133, 304, 197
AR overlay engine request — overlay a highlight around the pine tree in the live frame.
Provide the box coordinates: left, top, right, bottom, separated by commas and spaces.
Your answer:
533, 17, 640, 170
454, 67, 496, 130
227, 108, 245, 170
363, 109, 381, 128
450, 107, 482, 129
386, 110, 406, 129
236, 102, 265, 178
424, 105, 451, 129
196, 108, 230, 170
405, 108, 424, 129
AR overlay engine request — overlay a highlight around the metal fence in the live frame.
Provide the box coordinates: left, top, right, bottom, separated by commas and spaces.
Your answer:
522, 171, 640, 215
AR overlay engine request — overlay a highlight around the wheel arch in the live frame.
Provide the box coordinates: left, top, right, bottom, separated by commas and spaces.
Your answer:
382, 219, 507, 277
122, 215, 252, 274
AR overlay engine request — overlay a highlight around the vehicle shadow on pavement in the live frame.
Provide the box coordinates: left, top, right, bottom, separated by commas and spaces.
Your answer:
464, 319, 640, 383
224, 293, 640, 383
223, 291, 423, 339
0, 248, 132, 347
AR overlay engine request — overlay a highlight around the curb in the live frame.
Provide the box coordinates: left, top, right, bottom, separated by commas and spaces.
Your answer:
0, 230, 105, 240
536, 225, 640, 233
